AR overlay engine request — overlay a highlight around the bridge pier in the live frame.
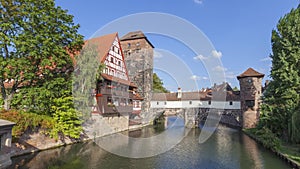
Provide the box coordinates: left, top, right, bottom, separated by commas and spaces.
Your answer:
184, 108, 197, 128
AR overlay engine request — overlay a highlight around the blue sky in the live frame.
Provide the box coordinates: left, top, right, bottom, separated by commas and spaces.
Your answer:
56, 0, 299, 91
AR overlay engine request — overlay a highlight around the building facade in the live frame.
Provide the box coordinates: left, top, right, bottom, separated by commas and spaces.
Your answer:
237, 68, 264, 128
83, 33, 143, 122
120, 31, 154, 115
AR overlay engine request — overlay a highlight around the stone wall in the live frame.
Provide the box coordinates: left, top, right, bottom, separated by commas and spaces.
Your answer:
0, 119, 14, 168
121, 37, 154, 117
83, 113, 130, 139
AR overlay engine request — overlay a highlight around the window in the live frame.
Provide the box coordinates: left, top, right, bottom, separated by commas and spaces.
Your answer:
164, 102, 167, 105
189, 101, 192, 105
128, 99, 133, 105
245, 100, 255, 108
229, 101, 233, 105
157, 102, 159, 105
107, 97, 112, 104
110, 57, 114, 63
208, 100, 211, 105
118, 61, 121, 66
127, 43, 131, 48
106, 81, 111, 87
137, 101, 140, 108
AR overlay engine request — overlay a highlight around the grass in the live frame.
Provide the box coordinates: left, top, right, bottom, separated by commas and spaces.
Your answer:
244, 128, 300, 167
279, 143, 300, 165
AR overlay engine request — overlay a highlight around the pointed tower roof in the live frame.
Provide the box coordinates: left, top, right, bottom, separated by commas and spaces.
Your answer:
237, 68, 264, 79
85, 32, 117, 63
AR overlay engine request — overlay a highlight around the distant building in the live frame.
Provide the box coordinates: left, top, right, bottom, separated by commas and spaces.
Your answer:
151, 82, 240, 110
120, 31, 154, 115
151, 68, 265, 129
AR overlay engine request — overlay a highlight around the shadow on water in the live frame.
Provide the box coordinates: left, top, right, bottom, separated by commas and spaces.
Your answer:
9, 116, 292, 169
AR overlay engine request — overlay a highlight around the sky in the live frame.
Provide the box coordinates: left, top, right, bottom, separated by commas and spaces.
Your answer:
56, 0, 299, 92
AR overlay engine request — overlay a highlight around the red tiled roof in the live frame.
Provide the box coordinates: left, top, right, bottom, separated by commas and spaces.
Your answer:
101, 73, 135, 87
237, 68, 264, 79
85, 33, 138, 88
84, 32, 117, 63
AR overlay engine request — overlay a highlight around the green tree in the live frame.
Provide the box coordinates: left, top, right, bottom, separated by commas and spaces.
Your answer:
260, 5, 300, 143
232, 86, 239, 91
0, 0, 83, 110
73, 44, 105, 120
153, 73, 169, 93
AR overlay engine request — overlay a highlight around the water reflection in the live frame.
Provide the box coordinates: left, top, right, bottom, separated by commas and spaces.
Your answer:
9, 116, 291, 169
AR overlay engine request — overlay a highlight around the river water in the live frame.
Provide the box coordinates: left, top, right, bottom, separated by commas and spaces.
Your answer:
9, 116, 291, 169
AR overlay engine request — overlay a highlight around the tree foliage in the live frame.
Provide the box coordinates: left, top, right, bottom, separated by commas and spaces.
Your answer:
260, 5, 300, 143
0, 0, 85, 139
152, 73, 169, 93
0, 0, 83, 110
50, 96, 82, 140
73, 44, 105, 120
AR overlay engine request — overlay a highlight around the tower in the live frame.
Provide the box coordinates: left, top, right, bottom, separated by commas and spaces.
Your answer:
237, 68, 264, 128
120, 31, 154, 115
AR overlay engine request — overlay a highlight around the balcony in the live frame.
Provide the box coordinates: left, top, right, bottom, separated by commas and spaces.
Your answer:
100, 88, 130, 97
103, 105, 133, 114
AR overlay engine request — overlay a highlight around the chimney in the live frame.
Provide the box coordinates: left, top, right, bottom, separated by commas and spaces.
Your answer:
177, 87, 182, 99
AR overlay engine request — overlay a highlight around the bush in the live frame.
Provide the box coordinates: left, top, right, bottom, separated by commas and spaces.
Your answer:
0, 110, 54, 139
246, 127, 281, 151
50, 97, 83, 140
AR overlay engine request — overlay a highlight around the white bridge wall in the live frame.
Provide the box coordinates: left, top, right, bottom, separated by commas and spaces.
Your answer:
150, 100, 240, 110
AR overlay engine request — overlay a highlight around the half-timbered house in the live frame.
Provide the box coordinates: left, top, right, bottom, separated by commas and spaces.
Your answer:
85, 33, 143, 117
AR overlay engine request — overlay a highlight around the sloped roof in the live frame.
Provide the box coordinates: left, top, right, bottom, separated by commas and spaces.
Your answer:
84, 32, 117, 63
101, 69, 138, 88
120, 31, 146, 40
237, 68, 264, 79
120, 31, 154, 48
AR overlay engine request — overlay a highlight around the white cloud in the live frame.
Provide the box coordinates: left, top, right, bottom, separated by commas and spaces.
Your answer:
190, 75, 201, 80
193, 0, 203, 4
211, 50, 222, 58
214, 65, 227, 72
154, 51, 163, 59
260, 57, 272, 62
225, 71, 236, 79
190, 75, 209, 81
202, 76, 208, 80
193, 54, 207, 60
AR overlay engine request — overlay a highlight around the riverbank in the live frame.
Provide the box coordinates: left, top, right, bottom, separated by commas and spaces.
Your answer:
10, 123, 151, 158
9, 122, 292, 169
243, 129, 300, 169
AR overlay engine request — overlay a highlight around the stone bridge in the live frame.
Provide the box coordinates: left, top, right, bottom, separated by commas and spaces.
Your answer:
150, 108, 241, 128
